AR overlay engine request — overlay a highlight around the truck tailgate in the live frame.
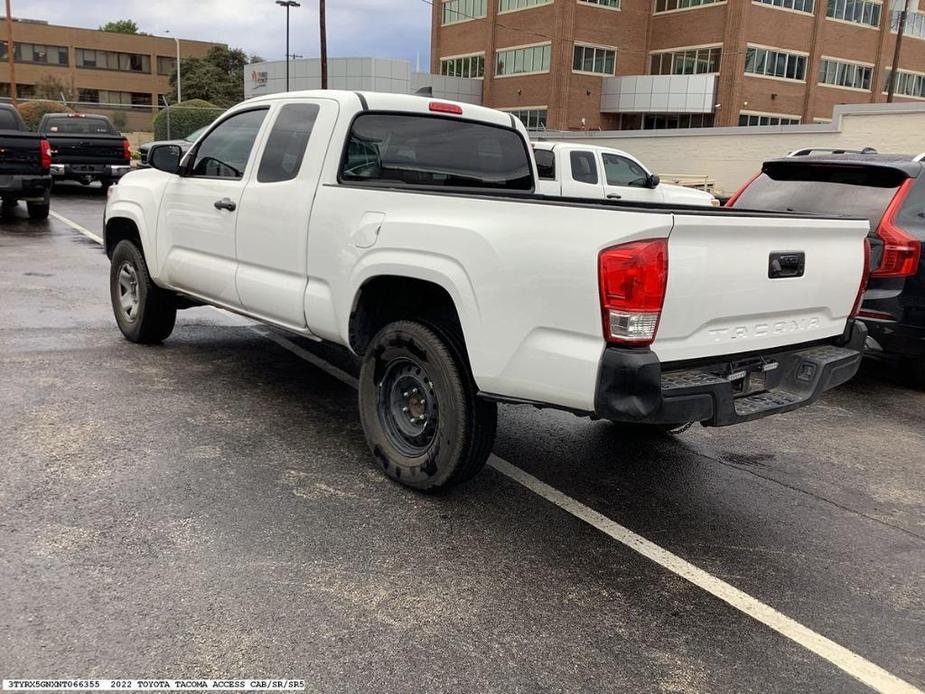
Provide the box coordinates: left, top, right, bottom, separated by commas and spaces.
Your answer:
653, 213, 869, 363
48, 135, 124, 164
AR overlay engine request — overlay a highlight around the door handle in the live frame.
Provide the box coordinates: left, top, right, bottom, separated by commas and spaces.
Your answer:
214, 198, 236, 212
606, 193, 622, 200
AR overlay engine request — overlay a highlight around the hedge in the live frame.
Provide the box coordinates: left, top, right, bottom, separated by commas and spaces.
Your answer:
17, 101, 74, 131
153, 99, 222, 140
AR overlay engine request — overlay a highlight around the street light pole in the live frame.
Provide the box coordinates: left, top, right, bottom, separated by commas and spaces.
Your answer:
276, 0, 301, 92
165, 30, 181, 103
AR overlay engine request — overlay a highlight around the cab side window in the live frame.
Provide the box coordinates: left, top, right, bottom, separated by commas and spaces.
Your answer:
257, 103, 320, 183
569, 151, 598, 185
190, 108, 268, 180
601, 153, 649, 188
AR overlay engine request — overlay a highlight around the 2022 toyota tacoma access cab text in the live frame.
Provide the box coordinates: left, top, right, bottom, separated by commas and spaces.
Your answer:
103, 91, 870, 490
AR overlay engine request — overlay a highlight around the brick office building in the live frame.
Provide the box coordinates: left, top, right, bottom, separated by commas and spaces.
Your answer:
431, 0, 925, 130
0, 18, 221, 129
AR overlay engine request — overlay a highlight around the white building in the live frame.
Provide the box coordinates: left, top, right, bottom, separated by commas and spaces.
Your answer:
244, 57, 482, 104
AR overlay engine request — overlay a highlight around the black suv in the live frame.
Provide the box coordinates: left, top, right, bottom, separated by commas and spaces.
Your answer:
727, 150, 925, 385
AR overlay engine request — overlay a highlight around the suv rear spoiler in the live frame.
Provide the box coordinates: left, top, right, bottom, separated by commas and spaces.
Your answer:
787, 147, 879, 157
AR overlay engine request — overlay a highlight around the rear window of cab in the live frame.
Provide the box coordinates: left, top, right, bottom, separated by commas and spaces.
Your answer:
340, 113, 534, 191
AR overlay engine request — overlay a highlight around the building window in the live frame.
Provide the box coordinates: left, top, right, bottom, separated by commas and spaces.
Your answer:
440, 54, 485, 78
883, 69, 925, 98
819, 58, 872, 90
826, 0, 882, 27
499, 0, 553, 11
76, 48, 151, 73
0, 82, 35, 98
495, 43, 552, 76
573, 44, 617, 75
650, 46, 721, 75
892, 9, 925, 39
579, 0, 621, 7
0, 41, 68, 66
744, 46, 807, 80
157, 56, 177, 76
506, 108, 547, 129
77, 88, 100, 103
738, 112, 801, 126
442, 0, 487, 24
754, 0, 814, 11
642, 113, 714, 128
654, 0, 722, 13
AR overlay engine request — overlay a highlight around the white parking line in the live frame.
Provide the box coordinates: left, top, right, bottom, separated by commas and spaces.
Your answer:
58, 214, 922, 694
50, 211, 103, 244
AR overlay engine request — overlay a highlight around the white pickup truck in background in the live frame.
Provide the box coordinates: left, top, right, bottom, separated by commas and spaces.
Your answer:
532, 141, 719, 206
103, 91, 869, 491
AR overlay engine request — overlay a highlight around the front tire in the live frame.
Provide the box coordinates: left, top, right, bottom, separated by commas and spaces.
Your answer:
109, 240, 177, 344
358, 320, 497, 491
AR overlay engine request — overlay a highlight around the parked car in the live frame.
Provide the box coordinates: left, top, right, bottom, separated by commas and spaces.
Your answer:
39, 113, 132, 190
104, 91, 868, 491
0, 103, 52, 219
532, 142, 719, 206
727, 151, 925, 385
137, 125, 210, 168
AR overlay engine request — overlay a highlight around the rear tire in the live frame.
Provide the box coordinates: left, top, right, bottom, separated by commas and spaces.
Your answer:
358, 320, 497, 491
909, 359, 925, 389
27, 201, 49, 220
109, 240, 176, 344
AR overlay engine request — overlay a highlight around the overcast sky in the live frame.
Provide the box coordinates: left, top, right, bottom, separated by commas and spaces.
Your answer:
10, 0, 432, 66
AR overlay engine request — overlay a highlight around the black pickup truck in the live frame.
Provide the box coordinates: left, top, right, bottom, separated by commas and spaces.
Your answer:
0, 104, 52, 220
38, 113, 132, 190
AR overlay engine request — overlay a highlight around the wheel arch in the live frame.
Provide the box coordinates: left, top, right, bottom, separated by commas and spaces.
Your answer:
348, 274, 470, 359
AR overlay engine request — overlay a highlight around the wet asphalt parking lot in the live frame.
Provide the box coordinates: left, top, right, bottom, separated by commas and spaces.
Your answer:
1, 184, 923, 693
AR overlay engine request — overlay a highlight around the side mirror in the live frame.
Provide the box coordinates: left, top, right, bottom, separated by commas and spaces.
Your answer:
148, 144, 182, 174
646, 174, 661, 189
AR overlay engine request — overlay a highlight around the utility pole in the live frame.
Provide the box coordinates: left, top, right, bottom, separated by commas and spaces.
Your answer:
276, 0, 300, 92
887, 0, 912, 102
4, 0, 16, 104
320, 0, 327, 89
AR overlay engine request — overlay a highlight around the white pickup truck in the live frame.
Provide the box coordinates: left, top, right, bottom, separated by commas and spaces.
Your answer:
532, 141, 718, 206
103, 91, 869, 491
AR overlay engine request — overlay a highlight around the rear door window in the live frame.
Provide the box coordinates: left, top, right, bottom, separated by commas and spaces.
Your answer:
569, 151, 598, 185
0, 109, 20, 130
257, 103, 320, 183
44, 117, 117, 135
733, 164, 906, 231
340, 113, 533, 191
534, 149, 556, 180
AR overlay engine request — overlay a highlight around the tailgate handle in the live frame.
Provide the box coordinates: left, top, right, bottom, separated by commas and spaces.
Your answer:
769, 251, 805, 279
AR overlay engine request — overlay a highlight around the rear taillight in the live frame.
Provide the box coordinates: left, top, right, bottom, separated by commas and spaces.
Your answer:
850, 237, 871, 319
39, 139, 51, 170
598, 239, 668, 345
872, 178, 920, 278
724, 172, 760, 208
122, 138, 132, 163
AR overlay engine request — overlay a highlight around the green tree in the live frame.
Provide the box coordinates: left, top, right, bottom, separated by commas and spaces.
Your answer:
99, 19, 139, 33
166, 46, 262, 108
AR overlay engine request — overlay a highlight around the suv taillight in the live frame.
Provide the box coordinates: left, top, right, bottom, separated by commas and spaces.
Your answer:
724, 172, 760, 208
873, 178, 920, 278
39, 139, 51, 170
599, 239, 668, 345
122, 138, 132, 163
850, 237, 871, 319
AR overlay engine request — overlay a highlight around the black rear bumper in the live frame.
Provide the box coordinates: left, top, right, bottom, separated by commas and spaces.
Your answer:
595, 321, 866, 427
0, 174, 52, 201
